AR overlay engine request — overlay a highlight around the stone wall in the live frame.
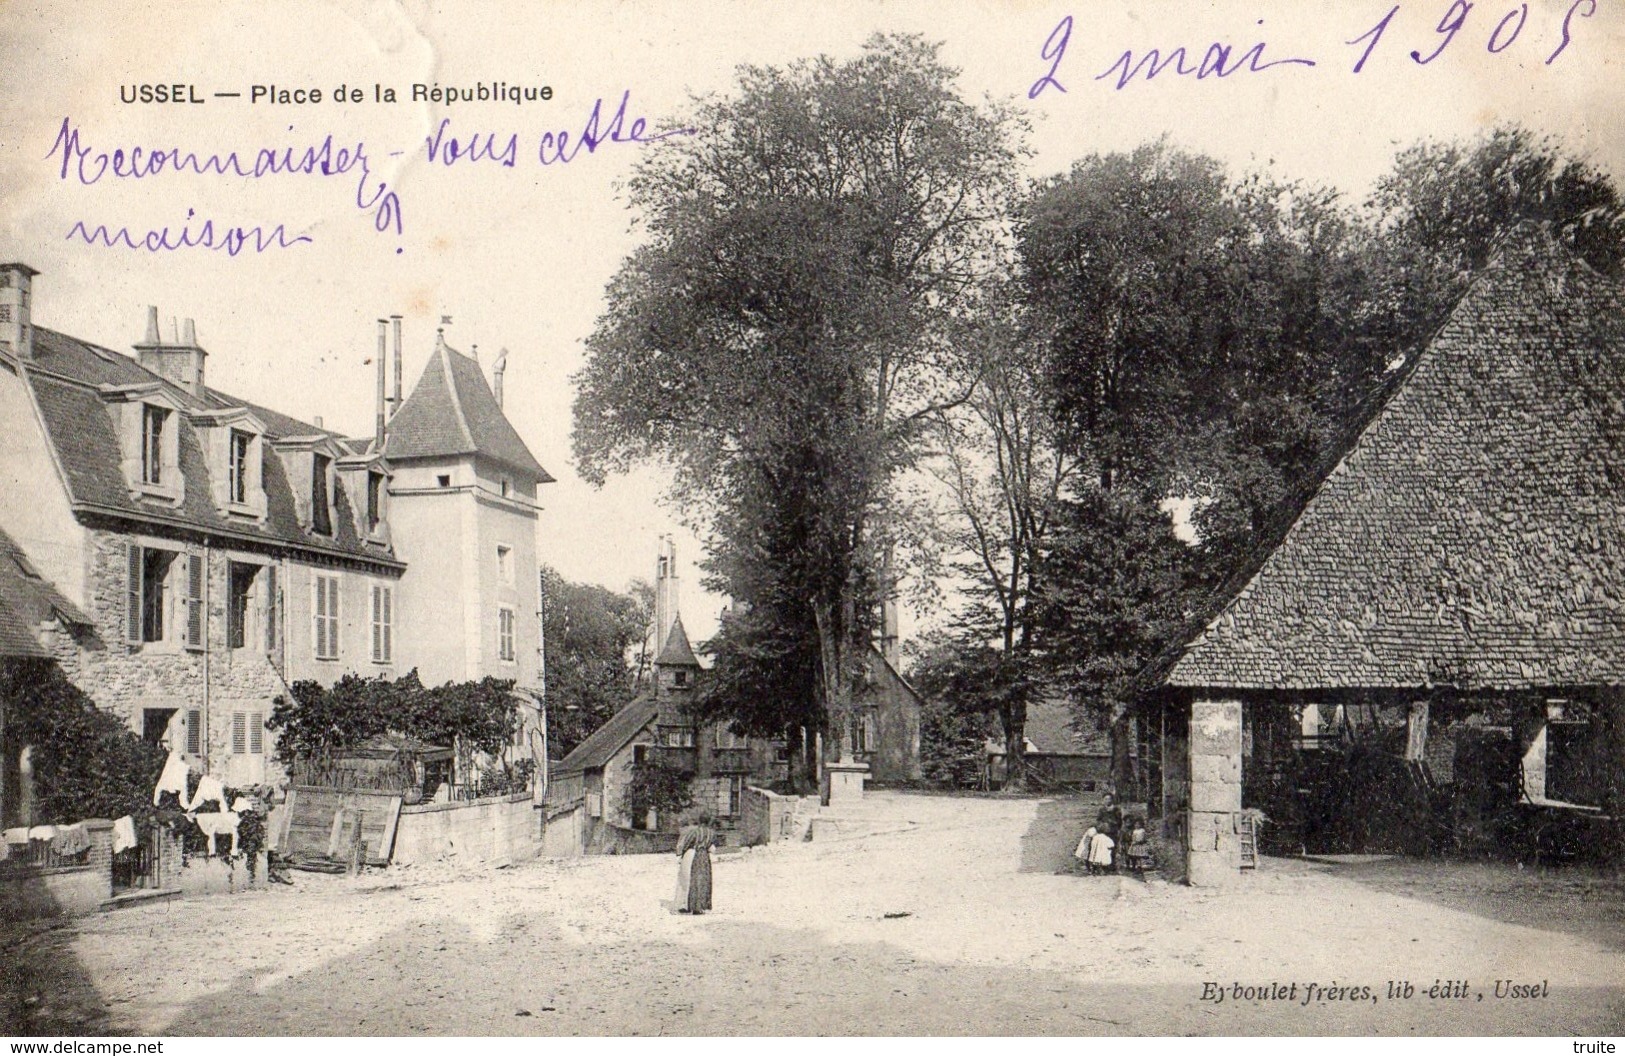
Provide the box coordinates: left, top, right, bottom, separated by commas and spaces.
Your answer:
739, 785, 812, 845
393, 792, 539, 866
56, 529, 295, 787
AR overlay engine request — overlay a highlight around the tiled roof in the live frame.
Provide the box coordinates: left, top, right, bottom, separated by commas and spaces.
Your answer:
0, 597, 48, 658
655, 616, 701, 667
0, 525, 88, 657
22, 328, 399, 569
384, 336, 551, 480
1168, 224, 1625, 691
555, 695, 658, 775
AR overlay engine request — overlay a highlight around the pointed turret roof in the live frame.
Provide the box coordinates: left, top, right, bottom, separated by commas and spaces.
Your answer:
655, 615, 701, 668
384, 332, 552, 480
1169, 224, 1625, 691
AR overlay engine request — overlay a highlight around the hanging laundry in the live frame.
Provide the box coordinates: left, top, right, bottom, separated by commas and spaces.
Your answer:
186, 774, 229, 813
192, 811, 241, 857
230, 796, 254, 813
152, 751, 189, 805
112, 816, 138, 854
2, 827, 28, 845
53, 823, 89, 857
27, 825, 56, 841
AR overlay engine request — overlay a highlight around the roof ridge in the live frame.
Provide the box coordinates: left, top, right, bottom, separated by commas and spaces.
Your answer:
440, 341, 477, 452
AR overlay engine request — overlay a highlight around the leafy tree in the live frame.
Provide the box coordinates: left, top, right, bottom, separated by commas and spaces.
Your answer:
1372, 124, 1625, 290
621, 758, 695, 826
540, 567, 649, 757
906, 638, 996, 789
1018, 141, 1397, 786
1, 658, 165, 824
1031, 490, 1195, 794
929, 296, 1078, 788
574, 34, 1025, 763
268, 670, 518, 777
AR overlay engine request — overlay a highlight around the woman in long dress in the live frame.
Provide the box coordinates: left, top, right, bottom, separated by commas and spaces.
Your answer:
674, 816, 716, 914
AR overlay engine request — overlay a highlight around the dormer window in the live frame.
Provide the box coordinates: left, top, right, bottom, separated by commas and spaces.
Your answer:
311, 453, 333, 535
142, 405, 169, 486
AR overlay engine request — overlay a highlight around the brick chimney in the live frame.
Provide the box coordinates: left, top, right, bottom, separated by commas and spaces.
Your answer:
493, 348, 508, 409
134, 306, 207, 397
0, 263, 39, 361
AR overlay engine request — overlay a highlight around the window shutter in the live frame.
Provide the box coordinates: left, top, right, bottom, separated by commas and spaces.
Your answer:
371, 585, 382, 662
264, 564, 278, 654
184, 553, 204, 650
125, 543, 143, 645
382, 587, 392, 662
232, 711, 247, 754
313, 577, 327, 658
329, 576, 340, 656
249, 712, 264, 755
186, 709, 202, 755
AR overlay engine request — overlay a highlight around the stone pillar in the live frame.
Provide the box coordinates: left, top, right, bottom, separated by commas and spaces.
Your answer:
824, 760, 868, 807
1187, 698, 1243, 887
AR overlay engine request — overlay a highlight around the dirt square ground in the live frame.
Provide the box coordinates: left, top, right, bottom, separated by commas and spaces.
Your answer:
6, 791, 1623, 1036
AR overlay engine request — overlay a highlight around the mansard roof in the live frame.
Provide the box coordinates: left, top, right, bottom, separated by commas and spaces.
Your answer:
384, 334, 552, 481
20, 327, 401, 569
1168, 224, 1625, 692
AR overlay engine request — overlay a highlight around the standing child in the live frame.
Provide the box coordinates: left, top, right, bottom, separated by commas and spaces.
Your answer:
1072, 826, 1097, 873
1087, 826, 1116, 875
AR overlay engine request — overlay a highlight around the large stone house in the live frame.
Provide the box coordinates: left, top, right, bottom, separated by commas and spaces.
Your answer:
1156, 226, 1625, 885
0, 262, 551, 802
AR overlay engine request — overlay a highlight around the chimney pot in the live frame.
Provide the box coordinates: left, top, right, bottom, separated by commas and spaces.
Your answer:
182, 318, 196, 346
143, 306, 160, 346
314, 415, 324, 430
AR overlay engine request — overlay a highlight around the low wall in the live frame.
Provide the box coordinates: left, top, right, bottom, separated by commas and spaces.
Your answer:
0, 820, 113, 919
541, 802, 588, 857
740, 786, 815, 845
171, 851, 267, 895
393, 792, 540, 866
584, 821, 678, 856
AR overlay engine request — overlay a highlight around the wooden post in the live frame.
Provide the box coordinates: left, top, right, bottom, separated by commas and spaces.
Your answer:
1405, 700, 1430, 762
347, 809, 366, 875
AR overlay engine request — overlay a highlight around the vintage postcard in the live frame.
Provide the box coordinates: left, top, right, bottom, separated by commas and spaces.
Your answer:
2, 0, 1623, 1040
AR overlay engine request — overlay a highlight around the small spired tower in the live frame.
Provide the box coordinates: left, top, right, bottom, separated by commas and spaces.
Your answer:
651, 536, 700, 705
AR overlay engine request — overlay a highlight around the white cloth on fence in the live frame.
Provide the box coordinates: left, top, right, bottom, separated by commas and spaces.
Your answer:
53, 823, 89, 856
230, 796, 253, 813
1088, 831, 1115, 867
28, 825, 56, 841
112, 815, 138, 854
153, 751, 190, 804
186, 774, 228, 813
192, 811, 241, 856
3, 827, 28, 845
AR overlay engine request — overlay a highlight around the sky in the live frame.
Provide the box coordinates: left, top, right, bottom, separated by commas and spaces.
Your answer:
3, 0, 1622, 646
